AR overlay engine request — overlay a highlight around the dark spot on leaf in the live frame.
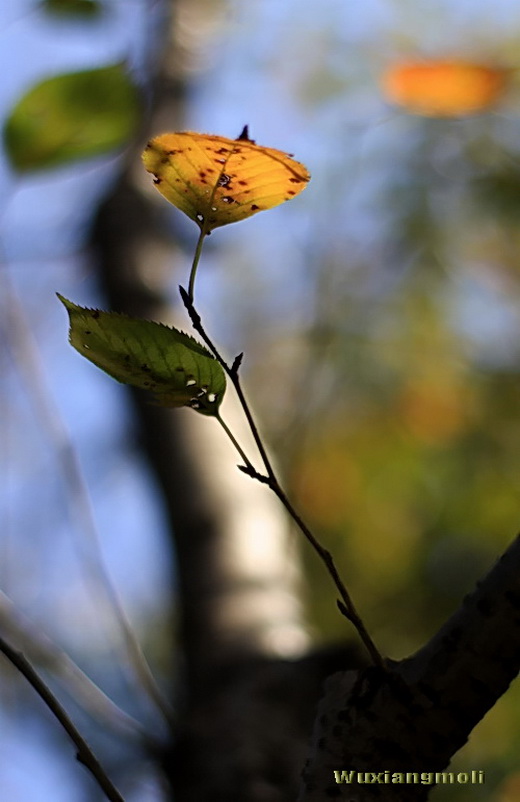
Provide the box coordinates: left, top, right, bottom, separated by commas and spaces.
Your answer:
221, 196, 235, 204
217, 173, 231, 187
289, 177, 303, 183
288, 190, 296, 196
84, 330, 91, 335
168, 149, 181, 155
216, 147, 229, 155
153, 177, 162, 184
250, 204, 259, 210
215, 158, 226, 164
141, 363, 151, 373
238, 180, 247, 186
91, 310, 100, 319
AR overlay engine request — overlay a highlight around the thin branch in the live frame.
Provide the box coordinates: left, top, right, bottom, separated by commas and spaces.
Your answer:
180, 284, 275, 480
0, 261, 174, 729
0, 589, 157, 746
180, 287, 385, 669
270, 484, 384, 668
0, 635, 125, 802
215, 411, 253, 470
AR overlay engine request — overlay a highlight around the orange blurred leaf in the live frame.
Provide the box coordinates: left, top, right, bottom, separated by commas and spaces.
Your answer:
381, 60, 509, 117
142, 128, 310, 231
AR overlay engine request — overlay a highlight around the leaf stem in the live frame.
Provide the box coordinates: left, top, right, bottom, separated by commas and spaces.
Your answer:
0, 636, 125, 802
215, 411, 253, 470
188, 226, 209, 303
180, 288, 385, 669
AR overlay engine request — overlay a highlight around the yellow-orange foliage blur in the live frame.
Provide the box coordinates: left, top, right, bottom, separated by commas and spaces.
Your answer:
381, 60, 510, 116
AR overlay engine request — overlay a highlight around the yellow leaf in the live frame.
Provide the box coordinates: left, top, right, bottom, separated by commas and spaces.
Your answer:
141, 127, 310, 230
381, 60, 509, 117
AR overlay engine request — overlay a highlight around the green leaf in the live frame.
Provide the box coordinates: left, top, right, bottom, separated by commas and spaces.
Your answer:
58, 295, 226, 416
4, 64, 140, 171
42, 0, 102, 17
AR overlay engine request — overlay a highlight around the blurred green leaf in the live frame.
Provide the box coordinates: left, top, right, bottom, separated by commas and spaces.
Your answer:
474, 170, 520, 219
42, 0, 102, 17
4, 64, 140, 171
58, 295, 226, 416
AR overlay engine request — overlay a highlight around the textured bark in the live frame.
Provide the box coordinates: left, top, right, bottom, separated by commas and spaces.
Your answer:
299, 535, 520, 801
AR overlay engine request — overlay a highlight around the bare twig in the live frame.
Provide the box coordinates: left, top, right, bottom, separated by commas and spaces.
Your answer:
0, 635, 125, 802
0, 589, 157, 746
179, 286, 385, 669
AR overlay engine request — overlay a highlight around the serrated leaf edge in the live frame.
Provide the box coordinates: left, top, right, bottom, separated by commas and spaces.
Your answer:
56, 293, 215, 360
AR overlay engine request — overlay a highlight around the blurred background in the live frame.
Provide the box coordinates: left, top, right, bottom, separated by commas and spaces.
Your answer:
1, 0, 520, 800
